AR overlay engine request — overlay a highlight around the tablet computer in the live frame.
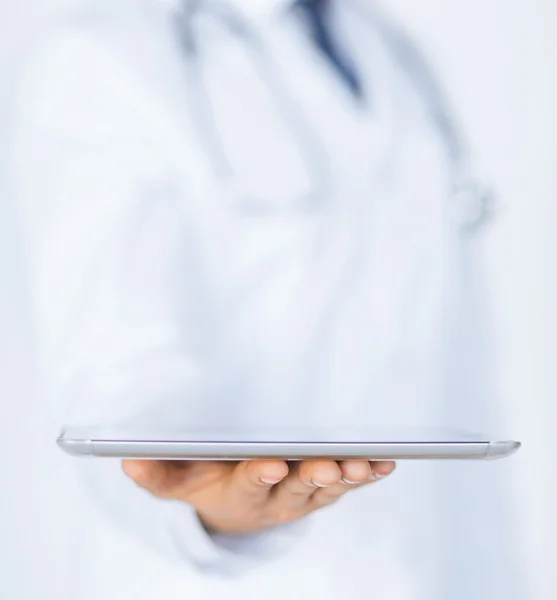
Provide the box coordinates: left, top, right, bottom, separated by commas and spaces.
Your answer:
57, 426, 521, 460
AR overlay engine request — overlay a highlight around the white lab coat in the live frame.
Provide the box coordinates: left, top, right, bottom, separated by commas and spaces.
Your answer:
9, 0, 523, 598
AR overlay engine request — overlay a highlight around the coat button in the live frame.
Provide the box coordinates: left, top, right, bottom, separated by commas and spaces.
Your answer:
450, 181, 495, 232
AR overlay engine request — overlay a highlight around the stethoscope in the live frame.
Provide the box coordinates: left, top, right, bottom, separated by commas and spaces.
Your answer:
173, 0, 495, 232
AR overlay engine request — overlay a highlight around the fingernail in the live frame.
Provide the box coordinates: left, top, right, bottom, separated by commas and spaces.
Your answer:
260, 476, 282, 484
369, 471, 390, 481
311, 480, 329, 488
341, 477, 358, 485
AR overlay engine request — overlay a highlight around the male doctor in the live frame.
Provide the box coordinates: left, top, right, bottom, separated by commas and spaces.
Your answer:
11, 0, 522, 598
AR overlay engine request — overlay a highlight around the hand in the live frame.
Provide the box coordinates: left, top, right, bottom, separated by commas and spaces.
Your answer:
122, 458, 396, 534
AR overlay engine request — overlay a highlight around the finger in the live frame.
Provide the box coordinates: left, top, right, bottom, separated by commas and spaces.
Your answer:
368, 460, 397, 481
227, 460, 289, 502
338, 460, 372, 485
272, 460, 342, 510
308, 461, 369, 508
310, 460, 396, 509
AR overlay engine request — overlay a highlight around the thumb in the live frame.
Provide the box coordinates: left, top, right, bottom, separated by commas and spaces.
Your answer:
122, 460, 172, 494
122, 459, 234, 499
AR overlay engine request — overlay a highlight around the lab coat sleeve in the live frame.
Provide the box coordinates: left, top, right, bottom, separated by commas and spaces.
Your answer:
10, 28, 305, 576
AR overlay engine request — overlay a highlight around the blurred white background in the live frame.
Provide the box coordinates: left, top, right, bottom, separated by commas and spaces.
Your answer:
1, 1, 555, 598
